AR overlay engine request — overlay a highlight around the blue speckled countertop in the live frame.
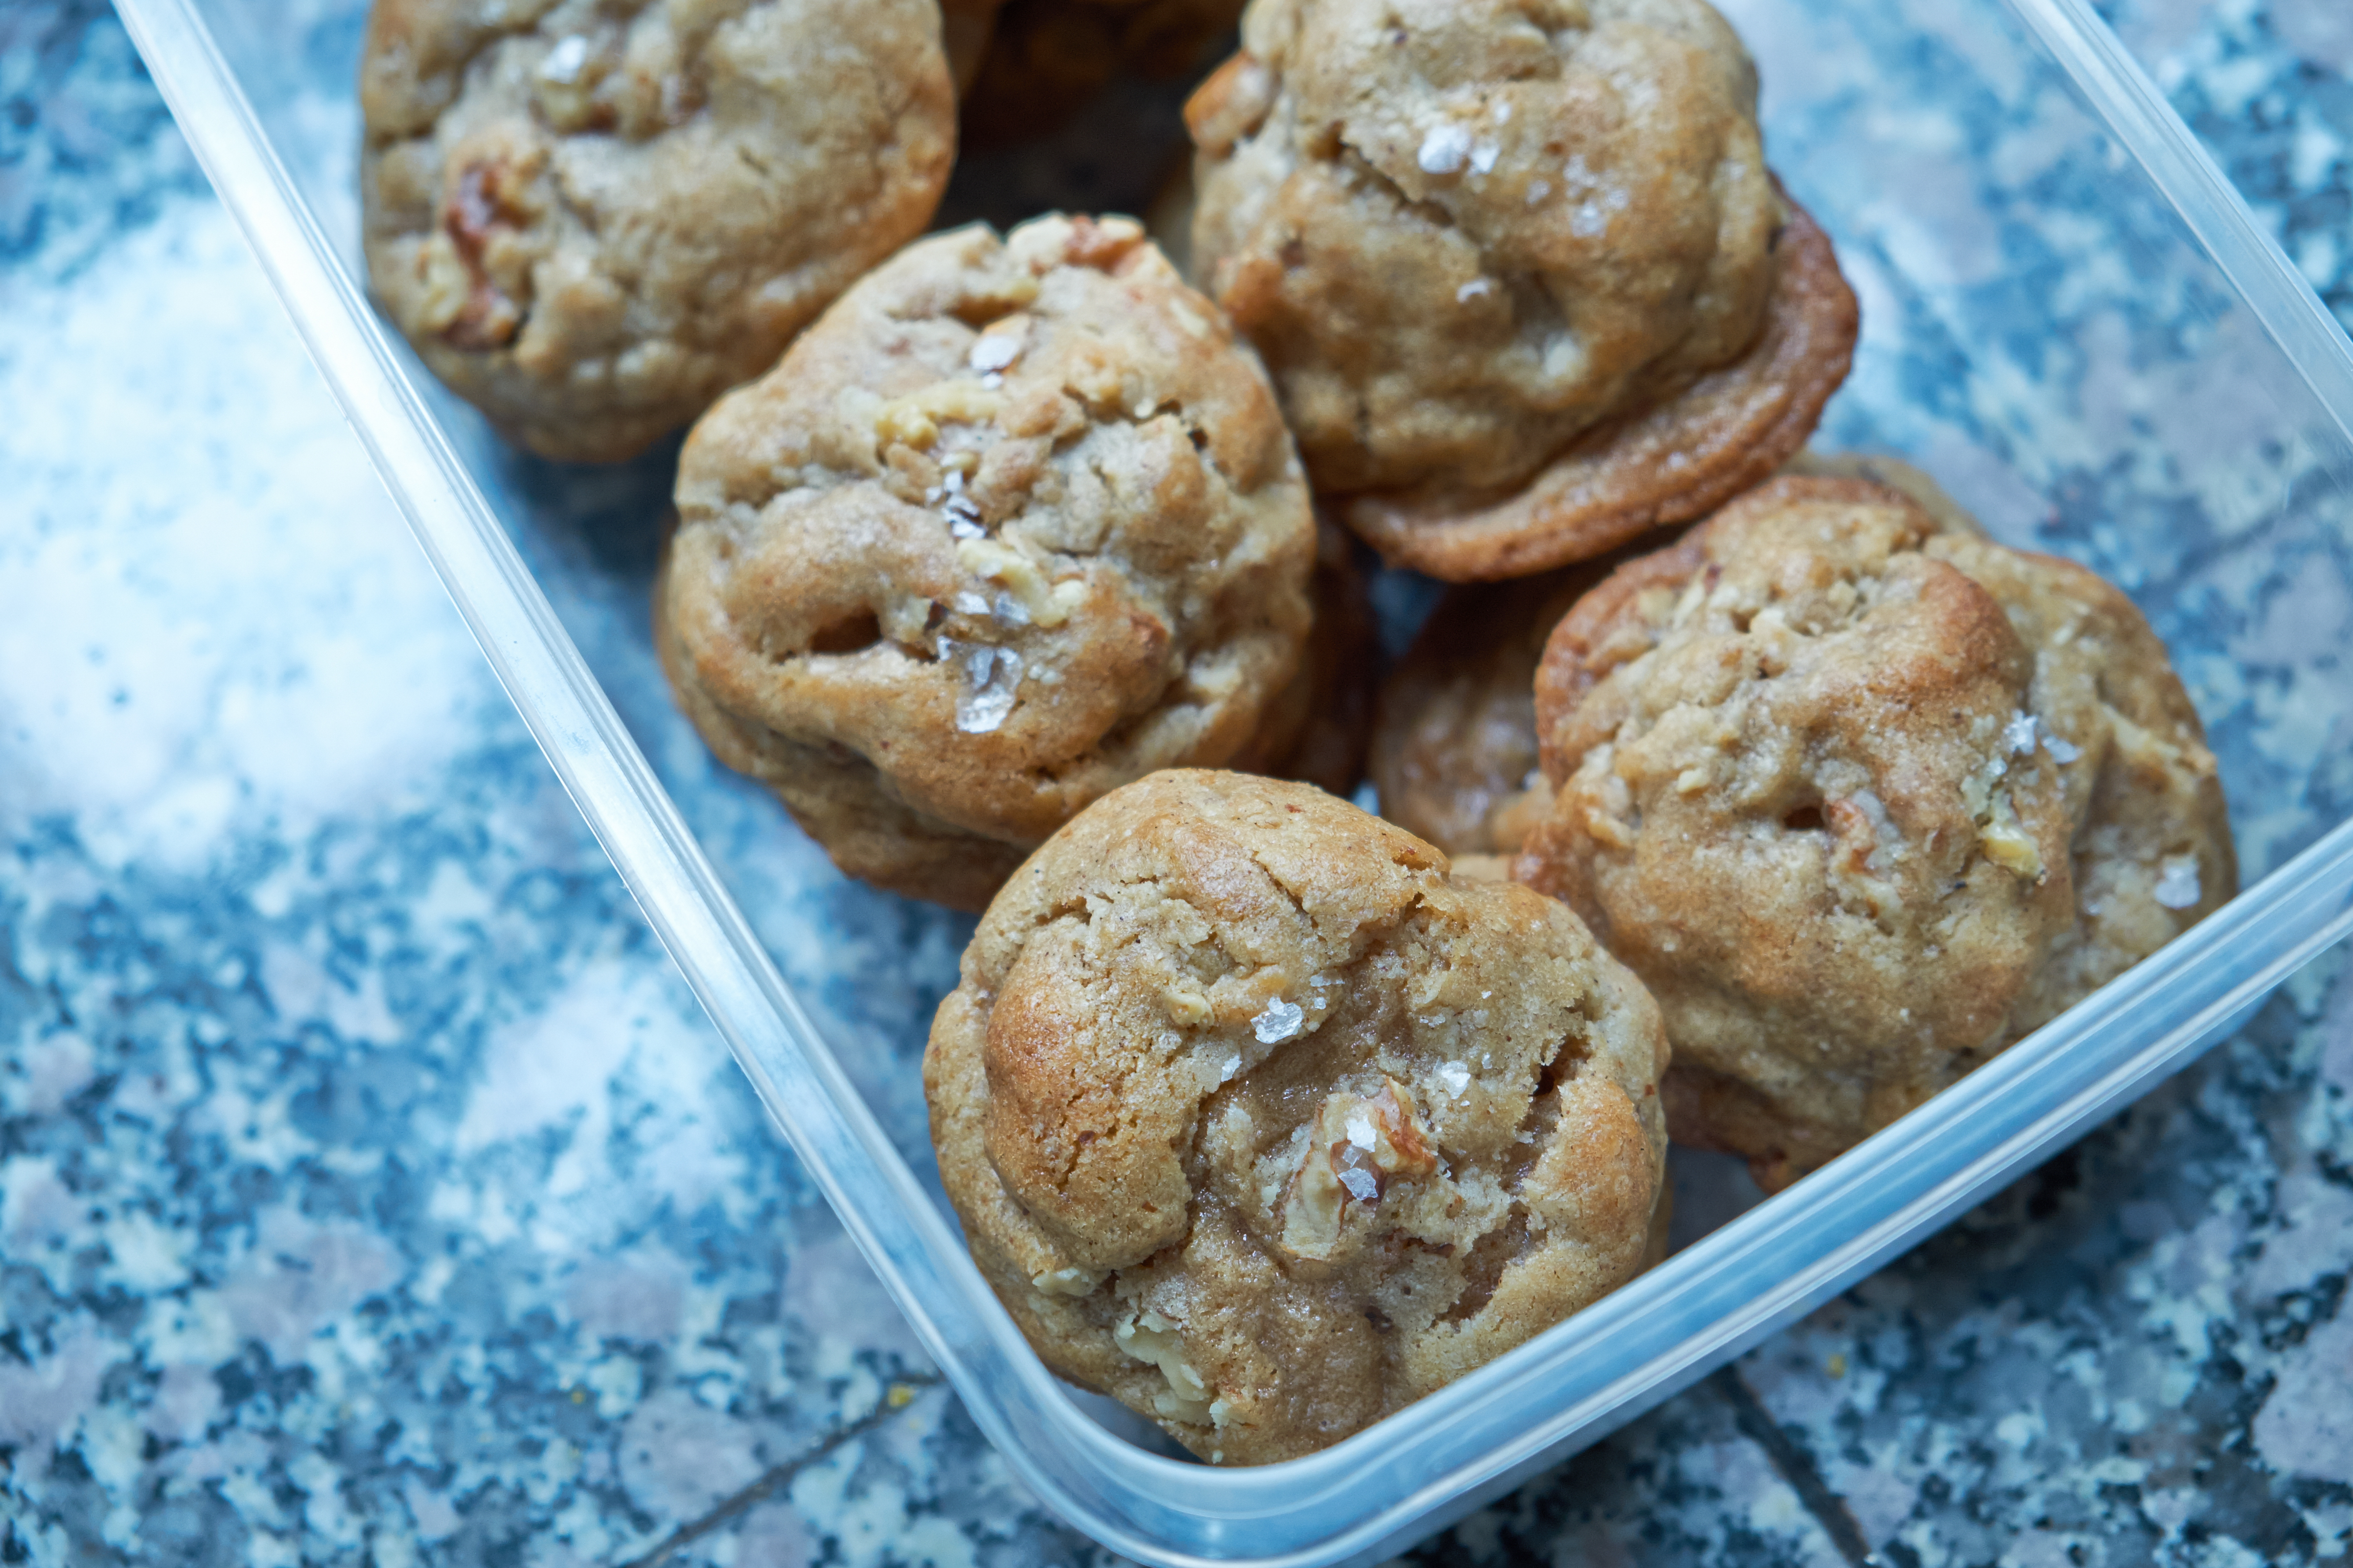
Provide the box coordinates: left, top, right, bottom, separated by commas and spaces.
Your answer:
5, 1, 2353, 1562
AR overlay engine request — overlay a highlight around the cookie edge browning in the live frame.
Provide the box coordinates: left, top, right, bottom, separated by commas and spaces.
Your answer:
1342, 197, 1859, 583
923, 769, 1672, 1462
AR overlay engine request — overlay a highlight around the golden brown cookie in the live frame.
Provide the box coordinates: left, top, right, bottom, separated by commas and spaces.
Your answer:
1186, 0, 1857, 581
1517, 476, 2235, 1191
360, 0, 955, 462
659, 216, 1316, 911
926, 770, 1669, 1463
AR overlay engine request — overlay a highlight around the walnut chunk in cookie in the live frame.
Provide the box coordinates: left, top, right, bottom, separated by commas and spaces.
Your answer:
925, 770, 1669, 1463
1516, 476, 2235, 1191
658, 217, 1317, 911
1187, 0, 1857, 580
360, 0, 955, 461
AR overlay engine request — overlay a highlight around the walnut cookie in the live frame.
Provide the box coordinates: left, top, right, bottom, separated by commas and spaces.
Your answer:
1186, 0, 1857, 581
1517, 476, 2235, 1191
360, 0, 954, 462
658, 216, 1317, 911
926, 770, 1670, 1464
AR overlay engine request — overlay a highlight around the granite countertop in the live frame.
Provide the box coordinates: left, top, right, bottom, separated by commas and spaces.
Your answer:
5, 2, 2352, 1563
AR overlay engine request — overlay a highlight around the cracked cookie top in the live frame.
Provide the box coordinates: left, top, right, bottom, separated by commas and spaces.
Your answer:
926, 769, 1668, 1463
359, 0, 954, 461
659, 216, 1316, 908
1186, 0, 1778, 502
1517, 476, 2235, 1190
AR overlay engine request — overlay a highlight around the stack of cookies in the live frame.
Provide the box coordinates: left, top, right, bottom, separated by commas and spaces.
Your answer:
360, 0, 2234, 1467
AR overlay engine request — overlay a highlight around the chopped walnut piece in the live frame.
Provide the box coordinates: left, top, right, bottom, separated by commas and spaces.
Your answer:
1279, 1077, 1440, 1261
440, 160, 532, 350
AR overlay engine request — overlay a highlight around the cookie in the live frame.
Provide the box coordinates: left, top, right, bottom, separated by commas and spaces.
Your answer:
1186, 0, 1856, 581
1517, 476, 2235, 1190
360, 0, 955, 462
925, 770, 1669, 1463
658, 215, 1316, 911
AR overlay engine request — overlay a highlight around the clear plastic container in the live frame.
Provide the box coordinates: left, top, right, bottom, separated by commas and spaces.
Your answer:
113, 0, 2353, 1560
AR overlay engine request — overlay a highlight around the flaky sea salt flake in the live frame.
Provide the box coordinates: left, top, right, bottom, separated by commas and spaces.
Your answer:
943, 494, 984, 539
2045, 734, 2083, 764
2004, 711, 2040, 756
1457, 279, 1493, 303
2154, 855, 2202, 910
1436, 1061, 1471, 1100
1418, 123, 1473, 174
968, 322, 1027, 373
940, 637, 1023, 734
1253, 997, 1305, 1044
540, 34, 590, 83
